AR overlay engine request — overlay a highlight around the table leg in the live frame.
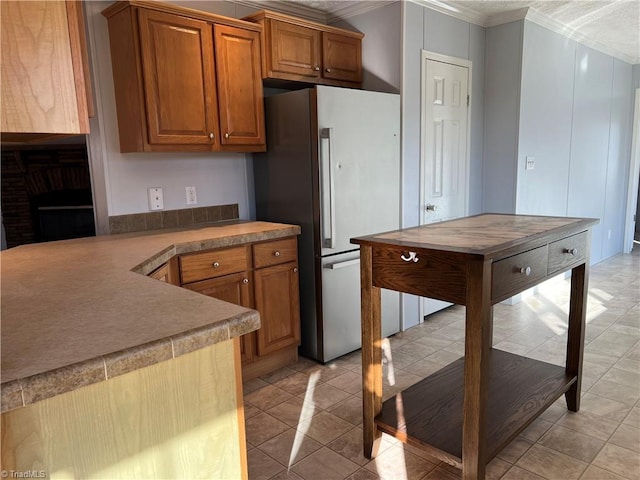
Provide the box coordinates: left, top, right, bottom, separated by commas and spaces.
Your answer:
360, 245, 382, 459
462, 259, 492, 480
565, 262, 589, 411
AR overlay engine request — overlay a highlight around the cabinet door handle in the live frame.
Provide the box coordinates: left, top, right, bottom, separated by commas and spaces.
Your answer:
564, 248, 578, 256
208, 132, 214, 140
325, 68, 332, 73
242, 278, 249, 284
212, 262, 220, 268
274, 251, 281, 257
401, 252, 419, 263
314, 66, 320, 71
519, 266, 532, 276
224, 133, 230, 139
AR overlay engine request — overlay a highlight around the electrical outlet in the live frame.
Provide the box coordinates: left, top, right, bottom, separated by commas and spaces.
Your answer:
148, 187, 164, 211
525, 156, 535, 171
186, 186, 197, 205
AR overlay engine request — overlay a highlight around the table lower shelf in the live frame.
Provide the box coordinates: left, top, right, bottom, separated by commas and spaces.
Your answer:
375, 349, 575, 467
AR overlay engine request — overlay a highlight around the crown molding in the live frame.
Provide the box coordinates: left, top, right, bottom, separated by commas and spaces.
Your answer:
525, 9, 638, 65
232, 0, 328, 22
484, 7, 528, 28
325, 1, 396, 24
408, 0, 486, 26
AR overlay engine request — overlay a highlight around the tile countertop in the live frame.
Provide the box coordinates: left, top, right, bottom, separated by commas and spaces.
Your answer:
0, 220, 301, 413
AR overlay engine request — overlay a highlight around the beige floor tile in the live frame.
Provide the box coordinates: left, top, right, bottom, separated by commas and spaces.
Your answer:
246, 384, 295, 411
623, 406, 640, 428
588, 379, 639, 407
613, 357, 640, 374
327, 371, 364, 395
486, 457, 511, 480
246, 412, 290, 446
259, 429, 323, 467
497, 437, 534, 464
580, 392, 632, 422
500, 465, 545, 480
539, 425, 606, 463
245, 402, 262, 420
261, 366, 298, 384
347, 468, 380, 480
516, 444, 588, 480
327, 427, 372, 466
540, 403, 570, 423
269, 470, 305, 480
395, 340, 439, 358
600, 367, 640, 389
579, 465, 628, 480
244, 377, 269, 394
425, 349, 462, 366
273, 372, 316, 397
300, 411, 354, 445
364, 444, 438, 480
267, 397, 316, 428
327, 395, 364, 426
302, 382, 352, 410
422, 465, 461, 479
290, 447, 360, 480
556, 410, 620, 441
414, 336, 455, 349
494, 341, 534, 356
591, 443, 640, 479
608, 424, 640, 453
520, 417, 555, 442
402, 358, 445, 378
248, 447, 285, 480
302, 364, 350, 384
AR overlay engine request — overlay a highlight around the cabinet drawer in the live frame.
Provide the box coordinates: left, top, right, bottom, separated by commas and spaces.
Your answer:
180, 246, 249, 284
253, 237, 297, 269
548, 232, 588, 275
492, 245, 548, 303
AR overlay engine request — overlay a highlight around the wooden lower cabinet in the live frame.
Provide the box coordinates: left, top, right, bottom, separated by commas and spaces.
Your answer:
178, 237, 301, 380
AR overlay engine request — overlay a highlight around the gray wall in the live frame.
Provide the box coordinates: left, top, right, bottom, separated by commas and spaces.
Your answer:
401, 2, 486, 328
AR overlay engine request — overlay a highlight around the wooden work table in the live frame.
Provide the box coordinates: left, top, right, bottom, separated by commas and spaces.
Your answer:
351, 214, 598, 480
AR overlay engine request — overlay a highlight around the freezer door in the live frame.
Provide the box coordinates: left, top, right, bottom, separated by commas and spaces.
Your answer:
317, 86, 400, 256
321, 251, 399, 362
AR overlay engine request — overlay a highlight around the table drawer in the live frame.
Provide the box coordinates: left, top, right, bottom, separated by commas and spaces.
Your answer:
548, 231, 588, 275
253, 237, 297, 269
180, 246, 249, 284
492, 245, 548, 303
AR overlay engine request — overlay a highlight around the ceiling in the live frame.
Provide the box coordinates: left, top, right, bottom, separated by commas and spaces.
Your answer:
259, 0, 639, 64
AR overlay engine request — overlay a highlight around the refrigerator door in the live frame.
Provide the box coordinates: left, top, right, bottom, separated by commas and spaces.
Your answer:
321, 250, 399, 362
317, 86, 400, 256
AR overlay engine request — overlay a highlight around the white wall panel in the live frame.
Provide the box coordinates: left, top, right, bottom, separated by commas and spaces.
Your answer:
567, 45, 614, 263
424, 8, 469, 60
516, 21, 576, 216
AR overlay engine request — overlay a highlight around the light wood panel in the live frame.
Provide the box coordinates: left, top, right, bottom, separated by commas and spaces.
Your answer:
1, 340, 246, 479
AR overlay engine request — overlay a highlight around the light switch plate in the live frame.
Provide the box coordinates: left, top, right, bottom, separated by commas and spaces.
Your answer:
148, 187, 164, 211
525, 156, 535, 171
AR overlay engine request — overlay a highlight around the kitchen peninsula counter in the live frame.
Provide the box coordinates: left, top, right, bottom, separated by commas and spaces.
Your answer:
1, 220, 300, 412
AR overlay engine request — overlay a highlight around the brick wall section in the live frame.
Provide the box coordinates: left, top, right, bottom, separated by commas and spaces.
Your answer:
1, 146, 92, 248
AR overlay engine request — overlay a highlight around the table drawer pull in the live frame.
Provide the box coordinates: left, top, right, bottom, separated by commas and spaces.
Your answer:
212, 262, 220, 268
519, 266, 532, 276
401, 252, 419, 263
274, 251, 281, 257
564, 248, 578, 256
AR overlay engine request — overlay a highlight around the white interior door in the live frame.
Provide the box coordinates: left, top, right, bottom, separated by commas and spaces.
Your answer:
420, 52, 470, 318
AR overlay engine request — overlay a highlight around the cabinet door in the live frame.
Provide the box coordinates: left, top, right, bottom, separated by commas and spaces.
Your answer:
214, 25, 265, 146
137, 9, 218, 146
1, 1, 90, 135
253, 262, 300, 357
269, 20, 321, 79
184, 272, 255, 363
322, 32, 362, 84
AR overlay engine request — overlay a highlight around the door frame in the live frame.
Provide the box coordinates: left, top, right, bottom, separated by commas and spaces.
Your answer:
623, 88, 640, 253
419, 50, 472, 322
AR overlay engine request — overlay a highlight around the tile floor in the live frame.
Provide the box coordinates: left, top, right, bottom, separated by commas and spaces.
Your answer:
243, 251, 640, 480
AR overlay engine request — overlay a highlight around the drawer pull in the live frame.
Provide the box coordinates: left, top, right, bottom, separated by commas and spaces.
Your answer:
242, 278, 249, 284
274, 251, 281, 257
293, 267, 298, 273
401, 252, 419, 263
212, 262, 220, 268
564, 248, 578, 256
519, 266, 532, 276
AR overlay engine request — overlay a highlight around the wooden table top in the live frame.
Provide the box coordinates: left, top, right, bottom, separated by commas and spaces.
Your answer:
351, 214, 598, 258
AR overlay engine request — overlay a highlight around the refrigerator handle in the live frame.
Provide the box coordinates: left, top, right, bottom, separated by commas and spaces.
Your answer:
320, 128, 336, 249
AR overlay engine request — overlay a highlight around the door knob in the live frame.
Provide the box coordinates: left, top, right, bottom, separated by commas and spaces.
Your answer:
425, 204, 437, 212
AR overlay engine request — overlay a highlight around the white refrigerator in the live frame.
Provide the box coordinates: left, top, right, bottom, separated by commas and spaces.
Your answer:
254, 86, 400, 362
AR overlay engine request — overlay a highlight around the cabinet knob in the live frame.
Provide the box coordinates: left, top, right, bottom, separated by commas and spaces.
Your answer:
224, 133, 230, 139
209, 132, 214, 140
314, 66, 320, 71
242, 278, 249, 284
519, 266, 532, 276
325, 68, 332, 73
274, 251, 281, 257
212, 262, 220, 268
293, 267, 298, 273
564, 247, 578, 256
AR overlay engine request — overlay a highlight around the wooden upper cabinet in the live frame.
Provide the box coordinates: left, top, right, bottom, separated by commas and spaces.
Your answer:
322, 32, 362, 84
1, 1, 91, 139
268, 21, 321, 79
243, 10, 363, 88
137, 9, 219, 146
102, 1, 266, 153
214, 25, 265, 146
